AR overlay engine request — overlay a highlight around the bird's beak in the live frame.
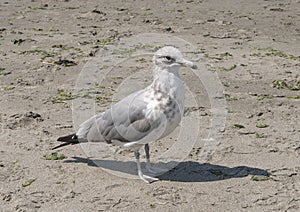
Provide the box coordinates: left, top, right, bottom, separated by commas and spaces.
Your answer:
177, 58, 197, 69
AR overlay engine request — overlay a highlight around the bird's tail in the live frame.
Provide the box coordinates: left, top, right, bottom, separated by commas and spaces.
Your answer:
52, 134, 82, 150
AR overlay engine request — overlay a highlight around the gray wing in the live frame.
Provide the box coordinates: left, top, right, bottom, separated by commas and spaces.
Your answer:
85, 90, 162, 144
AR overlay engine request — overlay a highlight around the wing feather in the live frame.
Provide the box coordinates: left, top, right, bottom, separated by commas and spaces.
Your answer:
82, 90, 163, 144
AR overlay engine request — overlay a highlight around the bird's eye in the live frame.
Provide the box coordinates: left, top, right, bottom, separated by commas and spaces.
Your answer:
165, 56, 172, 60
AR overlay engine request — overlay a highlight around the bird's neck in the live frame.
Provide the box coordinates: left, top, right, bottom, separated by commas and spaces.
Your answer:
151, 66, 183, 95
153, 66, 180, 78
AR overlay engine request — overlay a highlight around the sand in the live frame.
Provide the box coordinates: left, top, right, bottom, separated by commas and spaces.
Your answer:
0, 0, 299, 211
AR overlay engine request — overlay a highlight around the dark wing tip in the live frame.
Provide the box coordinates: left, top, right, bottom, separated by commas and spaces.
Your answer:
53, 134, 79, 150
57, 134, 78, 142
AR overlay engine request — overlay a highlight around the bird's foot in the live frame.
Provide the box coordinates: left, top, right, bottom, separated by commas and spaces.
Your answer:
139, 174, 159, 183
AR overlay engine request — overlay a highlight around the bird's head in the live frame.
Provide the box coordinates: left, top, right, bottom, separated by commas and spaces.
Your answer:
153, 46, 197, 71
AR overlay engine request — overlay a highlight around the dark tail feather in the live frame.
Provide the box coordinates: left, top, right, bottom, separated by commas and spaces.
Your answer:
52, 134, 79, 150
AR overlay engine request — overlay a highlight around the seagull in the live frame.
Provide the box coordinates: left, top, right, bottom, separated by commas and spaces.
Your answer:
53, 46, 197, 183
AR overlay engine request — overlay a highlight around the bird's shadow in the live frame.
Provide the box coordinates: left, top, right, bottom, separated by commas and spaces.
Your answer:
64, 157, 270, 182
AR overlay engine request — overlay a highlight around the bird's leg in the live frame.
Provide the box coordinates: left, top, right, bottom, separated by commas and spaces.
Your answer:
144, 143, 151, 171
144, 144, 168, 174
134, 150, 159, 183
